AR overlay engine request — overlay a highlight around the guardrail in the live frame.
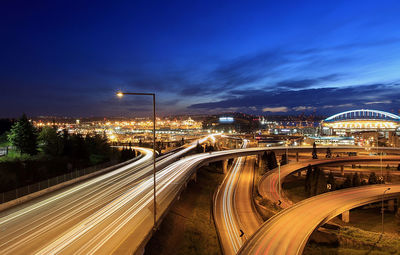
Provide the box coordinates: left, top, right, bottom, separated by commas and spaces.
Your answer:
0, 157, 139, 204
0, 147, 8, 157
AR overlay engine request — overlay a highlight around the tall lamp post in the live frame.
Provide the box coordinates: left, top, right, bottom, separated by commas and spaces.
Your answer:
117, 91, 157, 231
377, 130, 383, 183
286, 139, 289, 164
278, 162, 281, 202
381, 187, 391, 235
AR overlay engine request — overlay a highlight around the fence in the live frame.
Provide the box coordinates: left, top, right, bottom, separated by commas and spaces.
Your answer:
1, 160, 119, 204
0, 147, 8, 157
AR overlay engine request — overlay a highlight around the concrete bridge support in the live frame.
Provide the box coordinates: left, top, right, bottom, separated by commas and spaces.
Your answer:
257, 154, 262, 168
397, 197, 400, 215
223, 159, 228, 174
388, 199, 395, 212
296, 152, 299, 162
341, 210, 350, 223
340, 165, 344, 176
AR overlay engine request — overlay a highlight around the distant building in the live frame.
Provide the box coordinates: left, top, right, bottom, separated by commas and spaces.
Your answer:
305, 136, 355, 146
322, 109, 400, 134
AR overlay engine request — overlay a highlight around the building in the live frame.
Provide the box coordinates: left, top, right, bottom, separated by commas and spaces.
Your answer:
322, 109, 400, 133
321, 109, 400, 147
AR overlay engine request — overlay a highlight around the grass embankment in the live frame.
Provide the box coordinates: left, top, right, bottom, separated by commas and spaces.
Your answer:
253, 164, 281, 220
284, 173, 400, 254
305, 226, 400, 255
282, 174, 307, 203
145, 164, 224, 255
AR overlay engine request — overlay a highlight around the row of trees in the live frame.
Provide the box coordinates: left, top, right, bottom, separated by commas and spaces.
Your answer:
312, 143, 336, 159
1, 114, 138, 192
261, 151, 278, 172
6, 114, 130, 166
195, 141, 215, 153
304, 164, 387, 197
305, 166, 327, 196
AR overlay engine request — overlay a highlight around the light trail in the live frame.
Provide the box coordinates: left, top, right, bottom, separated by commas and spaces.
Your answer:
239, 185, 400, 255
1, 143, 399, 254
214, 139, 248, 254
0, 136, 214, 255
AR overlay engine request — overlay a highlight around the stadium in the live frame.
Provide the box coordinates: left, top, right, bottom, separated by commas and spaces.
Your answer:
322, 109, 400, 133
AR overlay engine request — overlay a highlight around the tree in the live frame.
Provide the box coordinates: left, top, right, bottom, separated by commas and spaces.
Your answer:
8, 114, 38, 155
267, 151, 278, 170
368, 172, 378, 184
310, 167, 327, 195
326, 147, 332, 158
352, 172, 361, 187
38, 127, 64, 156
315, 168, 327, 195
280, 153, 287, 166
196, 141, 203, 153
261, 151, 268, 172
327, 171, 336, 191
305, 164, 312, 196
312, 142, 318, 159
343, 175, 352, 188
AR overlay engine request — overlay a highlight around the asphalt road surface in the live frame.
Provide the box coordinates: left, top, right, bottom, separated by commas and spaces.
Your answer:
258, 156, 400, 208
239, 184, 400, 255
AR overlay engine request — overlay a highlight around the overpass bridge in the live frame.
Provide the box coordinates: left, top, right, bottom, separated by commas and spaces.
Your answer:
239, 184, 400, 255
1, 145, 399, 254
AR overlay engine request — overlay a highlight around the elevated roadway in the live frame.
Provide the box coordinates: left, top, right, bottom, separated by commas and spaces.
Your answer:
1, 145, 399, 254
0, 136, 211, 255
259, 156, 400, 208
239, 184, 400, 255
214, 139, 263, 255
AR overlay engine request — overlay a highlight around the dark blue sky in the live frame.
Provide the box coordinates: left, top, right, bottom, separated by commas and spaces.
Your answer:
1, 0, 400, 117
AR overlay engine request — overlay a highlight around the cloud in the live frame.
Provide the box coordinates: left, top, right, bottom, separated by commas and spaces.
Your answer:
188, 83, 400, 115
365, 100, 392, 105
276, 74, 341, 89
262, 106, 289, 112
322, 103, 354, 109
292, 106, 315, 111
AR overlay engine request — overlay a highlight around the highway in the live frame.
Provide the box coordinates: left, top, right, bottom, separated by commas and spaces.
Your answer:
0, 136, 211, 255
214, 139, 263, 255
239, 184, 400, 255
258, 156, 400, 208
234, 156, 262, 237
1, 144, 398, 254
214, 140, 247, 255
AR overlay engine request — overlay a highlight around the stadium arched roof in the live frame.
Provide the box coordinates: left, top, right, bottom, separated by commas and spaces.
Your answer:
324, 109, 400, 123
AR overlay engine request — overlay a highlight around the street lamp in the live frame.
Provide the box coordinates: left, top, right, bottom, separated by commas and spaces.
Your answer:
116, 91, 157, 231
381, 187, 391, 235
286, 139, 289, 164
278, 162, 281, 203
376, 130, 383, 183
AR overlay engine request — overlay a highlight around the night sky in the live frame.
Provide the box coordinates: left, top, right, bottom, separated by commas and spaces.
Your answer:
1, 0, 400, 118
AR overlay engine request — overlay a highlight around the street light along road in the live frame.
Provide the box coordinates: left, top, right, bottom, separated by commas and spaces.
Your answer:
116, 91, 157, 231
382, 187, 391, 235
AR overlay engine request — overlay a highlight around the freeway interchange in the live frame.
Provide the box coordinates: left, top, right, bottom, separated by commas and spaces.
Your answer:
1, 138, 400, 255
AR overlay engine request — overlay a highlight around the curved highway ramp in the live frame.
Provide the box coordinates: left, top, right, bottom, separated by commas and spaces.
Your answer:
239, 184, 400, 255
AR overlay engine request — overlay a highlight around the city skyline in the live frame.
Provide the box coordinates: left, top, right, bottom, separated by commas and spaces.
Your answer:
1, 0, 400, 117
